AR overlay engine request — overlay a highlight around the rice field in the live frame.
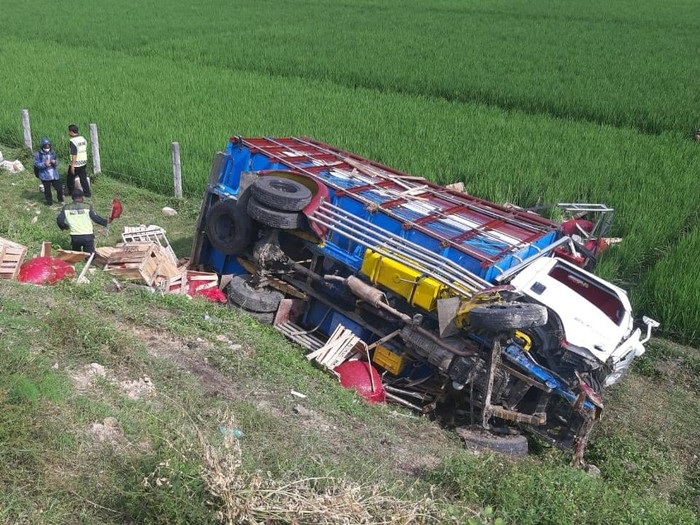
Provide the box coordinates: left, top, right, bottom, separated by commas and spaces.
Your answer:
0, 0, 699, 343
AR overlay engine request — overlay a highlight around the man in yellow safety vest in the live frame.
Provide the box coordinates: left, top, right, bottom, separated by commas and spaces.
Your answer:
67, 124, 92, 197
56, 189, 109, 253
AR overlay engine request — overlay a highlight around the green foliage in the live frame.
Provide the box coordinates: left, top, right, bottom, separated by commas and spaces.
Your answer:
632, 339, 700, 391
427, 453, 697, 525
586, 435, 675, 491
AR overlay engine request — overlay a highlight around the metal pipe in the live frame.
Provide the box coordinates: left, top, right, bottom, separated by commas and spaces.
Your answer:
324, 274, 412, 323
384, 391, 424, 412
314, 203, 494, 286
313, 214, 480, 295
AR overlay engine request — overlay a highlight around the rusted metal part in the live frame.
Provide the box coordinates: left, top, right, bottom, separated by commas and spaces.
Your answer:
366, 330, 402, 351
481, 339, 502, 428
384, 391, 424, 412
488, 405, 546, 426
572, 414, 596, 468
575, 371, 604, 413
325, 274, 413, 324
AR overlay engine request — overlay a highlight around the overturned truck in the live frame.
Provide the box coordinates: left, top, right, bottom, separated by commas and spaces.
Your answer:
191, 136, 658, 461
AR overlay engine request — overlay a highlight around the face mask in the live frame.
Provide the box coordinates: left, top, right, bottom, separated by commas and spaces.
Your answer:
43, 147, 51, 152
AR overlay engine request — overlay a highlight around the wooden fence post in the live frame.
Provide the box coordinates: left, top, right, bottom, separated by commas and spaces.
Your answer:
89, 123, 101, 174
172, 141, 182, 199
21, 109, 32, 151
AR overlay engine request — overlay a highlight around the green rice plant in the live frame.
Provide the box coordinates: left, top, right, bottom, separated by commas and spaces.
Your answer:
634, 226, 700, 344
426, 453, 697, 525
2, 0, 698, 134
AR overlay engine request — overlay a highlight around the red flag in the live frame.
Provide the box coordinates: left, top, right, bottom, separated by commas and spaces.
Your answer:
110, 199, 123, 221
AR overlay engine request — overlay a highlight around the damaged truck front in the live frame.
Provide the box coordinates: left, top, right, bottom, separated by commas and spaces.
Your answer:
191, 136, 658, 461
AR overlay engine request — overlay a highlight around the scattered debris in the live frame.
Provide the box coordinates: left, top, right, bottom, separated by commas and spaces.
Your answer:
0, 159, 24, 173
76, 253, 95, 284
54, 250, 89, 264
1, 226, 218, 300
104, 241, 180, 286
290, 390, 307, 399
293, 404, 314, 417
335, 360, 386, 404
122, 225, 177, 265
18, 256, 75, 285
162, 206, 177, 216
40, 241, 52, 257
93, 246, 118, 266
306, 324, 365, 370
0, 237, 28, 281
445, 181, 466, 193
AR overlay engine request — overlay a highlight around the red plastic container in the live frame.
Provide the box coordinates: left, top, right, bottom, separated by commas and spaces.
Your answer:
334, 360, 386, 404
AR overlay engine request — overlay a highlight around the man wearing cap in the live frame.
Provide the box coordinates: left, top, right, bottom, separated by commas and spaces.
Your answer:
56, 189, 109, 253
67, 124, 92, 197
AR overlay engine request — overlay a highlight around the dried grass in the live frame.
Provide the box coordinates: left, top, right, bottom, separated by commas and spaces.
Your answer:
199, 412, 460, 524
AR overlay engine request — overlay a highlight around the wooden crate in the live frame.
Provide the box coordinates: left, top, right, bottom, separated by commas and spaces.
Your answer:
104, 242, 178, 286
121, 225, 178, 266
159, 270, 187, 294
93, 247, 118, 268
0, 237, 28, 281
185, 270, 219, 293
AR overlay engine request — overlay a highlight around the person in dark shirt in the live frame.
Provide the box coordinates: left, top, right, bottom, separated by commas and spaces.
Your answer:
56, 189, 109, 253
33, 137, 63, 205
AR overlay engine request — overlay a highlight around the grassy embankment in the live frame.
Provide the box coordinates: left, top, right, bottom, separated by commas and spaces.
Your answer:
0, 147, 698, 523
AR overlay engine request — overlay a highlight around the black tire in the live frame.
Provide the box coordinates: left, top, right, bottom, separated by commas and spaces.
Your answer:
242, 309, 275, 325
251, 176, 312, 212
204, 191, 255, 255
469, 302, 548, 331
247, 197, 304, 230
227, 274, 283, 313
456, 427, 529, 456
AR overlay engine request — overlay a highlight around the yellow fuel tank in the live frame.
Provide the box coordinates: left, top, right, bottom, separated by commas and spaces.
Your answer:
360, 249, 445, 311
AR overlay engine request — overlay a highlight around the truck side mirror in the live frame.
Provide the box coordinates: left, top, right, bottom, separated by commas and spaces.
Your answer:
640, 316, 660, 344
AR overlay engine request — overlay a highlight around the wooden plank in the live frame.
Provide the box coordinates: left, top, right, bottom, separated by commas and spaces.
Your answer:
40, 241, 52, 257
55, 250, 89, 263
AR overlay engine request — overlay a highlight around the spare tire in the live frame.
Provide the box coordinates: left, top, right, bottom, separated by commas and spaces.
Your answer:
227, 274, 284, 313
251, 176, 312, 212
456, 427, 529, 456
247, 197, 304, 230
204, 191, 255, 255
469, 302, 548, 331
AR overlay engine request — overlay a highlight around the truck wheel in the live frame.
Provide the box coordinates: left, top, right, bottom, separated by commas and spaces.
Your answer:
456, 427, 529, 456
251, 176, 312, 212
469, 302, 548, 331
242, 309, 275, 325
227, 274, 283, 313
204, 192, 255, 255
247, 197, 304, 230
